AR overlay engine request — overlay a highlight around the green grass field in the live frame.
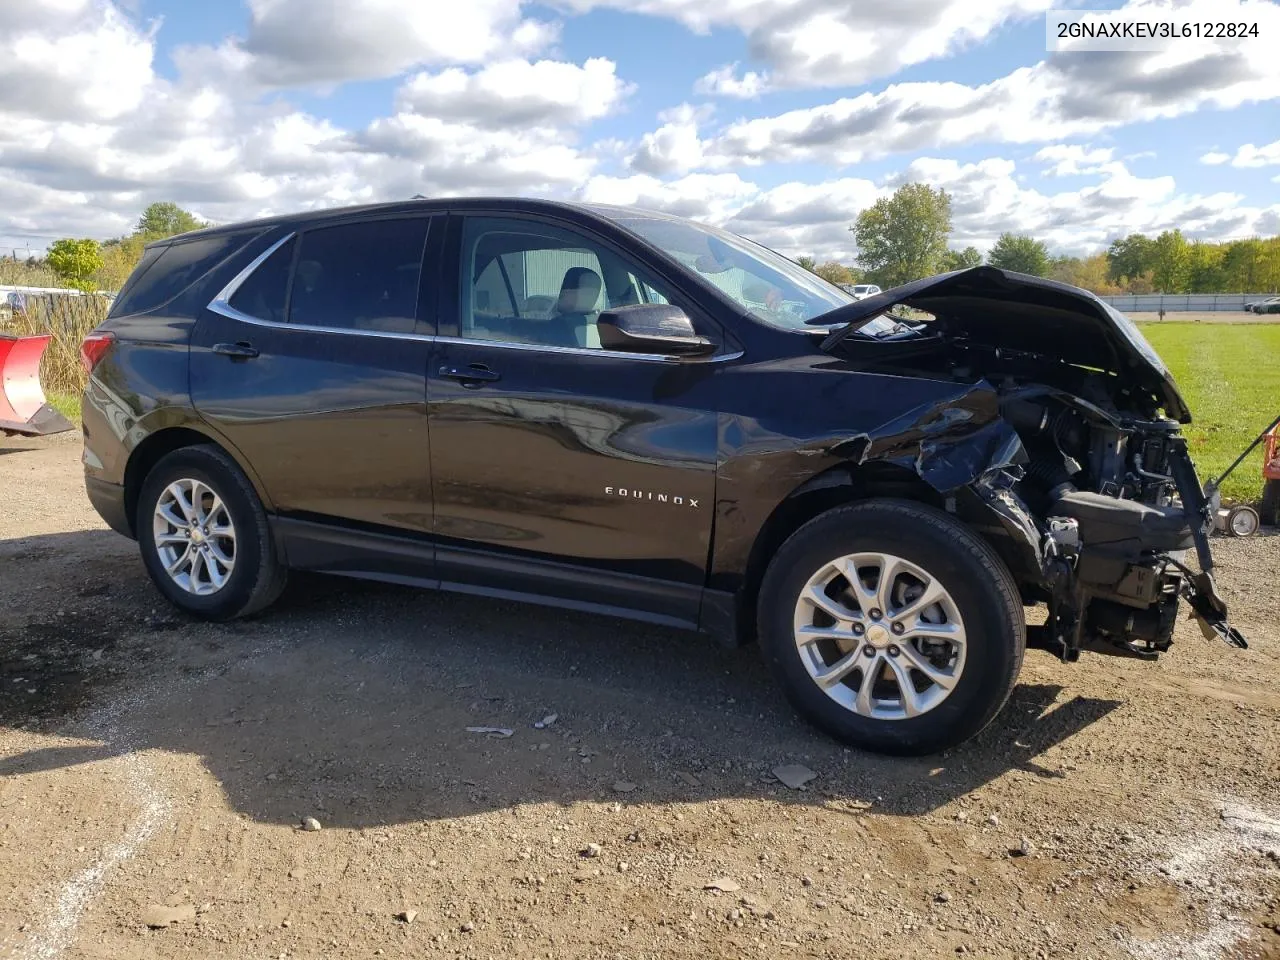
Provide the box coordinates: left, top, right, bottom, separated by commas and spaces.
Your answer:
1142, 323, 1280, 503
45, 391, 81, 425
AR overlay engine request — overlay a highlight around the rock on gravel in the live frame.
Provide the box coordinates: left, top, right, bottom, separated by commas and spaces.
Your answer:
300, 816, 322, 832
465, 726, 514, 738
772, 764, 817, 789
704, 878, 741, 893
141, 904, 196, 929
1010, 837, 1035, 858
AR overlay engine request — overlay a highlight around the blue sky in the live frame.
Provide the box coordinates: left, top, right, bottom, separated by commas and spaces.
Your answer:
1, 0, 1277, 259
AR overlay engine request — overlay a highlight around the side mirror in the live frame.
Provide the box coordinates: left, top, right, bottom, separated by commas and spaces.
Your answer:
596, 304, 715, 356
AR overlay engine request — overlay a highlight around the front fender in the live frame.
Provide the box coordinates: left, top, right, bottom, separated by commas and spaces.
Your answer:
709, 367, 1034, 594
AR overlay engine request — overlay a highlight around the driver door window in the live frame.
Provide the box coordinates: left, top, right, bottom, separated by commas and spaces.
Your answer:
461, 217, 673, 351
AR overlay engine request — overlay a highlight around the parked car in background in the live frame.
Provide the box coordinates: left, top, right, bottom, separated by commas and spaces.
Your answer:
79, 198, 1244, 754
1246, 296, 1280, 314
842, 283, 882, 299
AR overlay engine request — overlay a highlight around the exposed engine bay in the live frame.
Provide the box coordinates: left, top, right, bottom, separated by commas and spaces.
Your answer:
814, 266, 1251, 662
999, 390, 1242, 662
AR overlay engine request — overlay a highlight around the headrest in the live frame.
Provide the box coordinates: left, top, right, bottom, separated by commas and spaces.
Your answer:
555, 266, 602, 315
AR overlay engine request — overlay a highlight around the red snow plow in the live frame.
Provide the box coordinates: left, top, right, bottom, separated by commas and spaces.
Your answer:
1263, 423, 1280, 527
0, 333, 74, 437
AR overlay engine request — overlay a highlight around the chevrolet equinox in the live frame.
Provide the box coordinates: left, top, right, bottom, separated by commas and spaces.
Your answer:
80, 198, 1244, 754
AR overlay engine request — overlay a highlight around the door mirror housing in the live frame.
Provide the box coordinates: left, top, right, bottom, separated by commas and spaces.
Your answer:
596, 304, 714, 356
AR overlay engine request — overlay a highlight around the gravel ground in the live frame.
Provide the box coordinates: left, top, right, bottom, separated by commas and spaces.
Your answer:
1, 431, 1278, 960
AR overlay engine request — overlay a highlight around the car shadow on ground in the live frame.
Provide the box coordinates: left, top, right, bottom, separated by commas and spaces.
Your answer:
0, 530, 1122, 827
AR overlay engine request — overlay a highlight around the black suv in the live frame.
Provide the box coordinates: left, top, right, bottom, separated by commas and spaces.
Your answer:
80, 198, 1243, 754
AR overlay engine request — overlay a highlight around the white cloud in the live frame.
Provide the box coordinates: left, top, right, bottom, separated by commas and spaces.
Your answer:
0, 0, 155, 121
568, 0, 1050, 92
1034, 145, 1115, 176
1226, 139, 1280, 167
188, 0, 557, 88
722, 179, 885, 260
1201, 139, 1280, 167
0, 18, 606, 248
397, 58, 631, 128
0, 0, 1276, 265
574, 155, 1280, 264
349, 113, 598, 193
649, 0, 1280, 168
629, 104, 718, 176
694, 64, 766, 99
891, 156, 1270, 257
576, 172, 760, 222
585, 157, 1280, 263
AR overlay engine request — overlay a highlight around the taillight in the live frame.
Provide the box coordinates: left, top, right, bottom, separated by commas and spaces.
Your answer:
80, 332, 115, 374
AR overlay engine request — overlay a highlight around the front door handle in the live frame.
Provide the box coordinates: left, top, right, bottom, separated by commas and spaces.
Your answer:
439, 363, 500, 386
213, 341, 259, 360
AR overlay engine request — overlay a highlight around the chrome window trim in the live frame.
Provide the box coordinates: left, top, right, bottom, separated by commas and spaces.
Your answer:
207, 303, 437, 342
209, 231, 295, 307
433, 336, 742, 364
205, 229, 741, 360
207, 230, 433, 342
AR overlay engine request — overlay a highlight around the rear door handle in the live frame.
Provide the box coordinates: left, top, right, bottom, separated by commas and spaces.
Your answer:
213, 341, 259, 360
439, 363, 500, 386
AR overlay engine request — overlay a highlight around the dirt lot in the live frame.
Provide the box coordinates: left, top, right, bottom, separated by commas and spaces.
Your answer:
1, 432, 1278, 960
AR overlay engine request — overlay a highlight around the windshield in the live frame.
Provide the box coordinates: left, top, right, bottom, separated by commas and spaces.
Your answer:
605, 213, 893, 334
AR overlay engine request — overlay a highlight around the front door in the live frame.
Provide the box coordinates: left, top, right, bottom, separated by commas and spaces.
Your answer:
190, 215, 437, 536
427, 214, 720, 623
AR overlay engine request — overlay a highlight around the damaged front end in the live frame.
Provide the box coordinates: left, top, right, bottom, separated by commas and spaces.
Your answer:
816, 266, 1248, 663
985, 397, 1246, 662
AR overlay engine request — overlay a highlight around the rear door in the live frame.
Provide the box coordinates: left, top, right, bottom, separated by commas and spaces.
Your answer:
190, 214, 438, 538
426, 213, 721, 623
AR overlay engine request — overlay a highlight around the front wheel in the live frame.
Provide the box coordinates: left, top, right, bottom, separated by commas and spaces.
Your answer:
136, 444, 286, 621
758, 499, 1025, 755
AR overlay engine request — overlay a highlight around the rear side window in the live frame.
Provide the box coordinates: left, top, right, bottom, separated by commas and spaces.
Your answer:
288, 218, 429, 333
228, 238, 294, 324
109, 232, 254, 318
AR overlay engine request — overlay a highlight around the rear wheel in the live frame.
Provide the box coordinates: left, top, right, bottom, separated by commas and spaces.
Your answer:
136, 445, 286, 620
758, 499, 1025, 755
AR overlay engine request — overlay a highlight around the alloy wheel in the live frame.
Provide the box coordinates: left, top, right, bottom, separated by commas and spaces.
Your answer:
792, 552, 966, 720
152, 478, 237, 596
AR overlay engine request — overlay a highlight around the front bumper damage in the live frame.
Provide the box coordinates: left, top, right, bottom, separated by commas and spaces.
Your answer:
840, 379, 1246, 663
814, 267, 1251, 662
1165, 440, 1249, 650
965, 432, 1248, 661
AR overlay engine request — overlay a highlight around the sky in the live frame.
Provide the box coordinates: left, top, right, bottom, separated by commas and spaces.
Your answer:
0, 0, 1277, 262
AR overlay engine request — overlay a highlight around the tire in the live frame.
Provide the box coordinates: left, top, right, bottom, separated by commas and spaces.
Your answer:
136, 444, 286, 621
1262, 479, 1280, 528
757, 499, 1025, 755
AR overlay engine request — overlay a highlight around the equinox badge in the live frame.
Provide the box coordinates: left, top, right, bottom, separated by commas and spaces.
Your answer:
605, 486, 700, 508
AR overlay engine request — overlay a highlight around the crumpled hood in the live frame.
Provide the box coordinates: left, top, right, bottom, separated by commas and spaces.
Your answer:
816, 266, 1190, 422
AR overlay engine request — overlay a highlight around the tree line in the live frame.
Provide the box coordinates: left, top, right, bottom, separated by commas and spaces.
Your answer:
27, 192, 1280, 297
797, 182, 1280, 295
37, 203, 206, 292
